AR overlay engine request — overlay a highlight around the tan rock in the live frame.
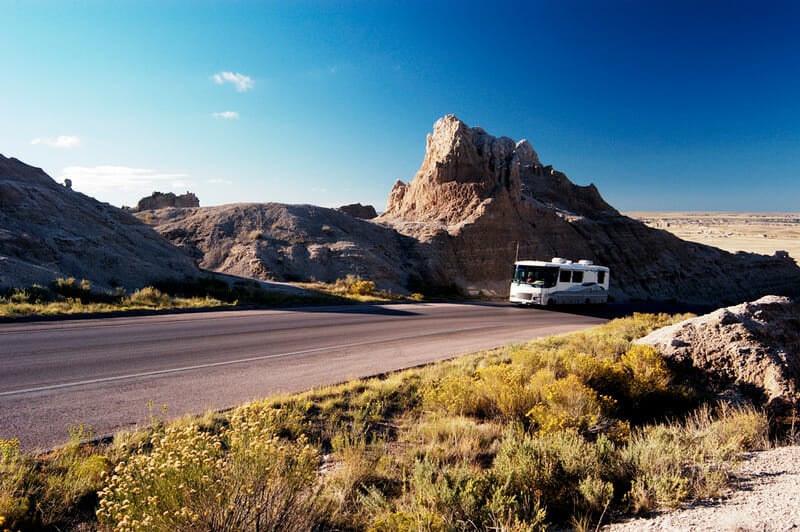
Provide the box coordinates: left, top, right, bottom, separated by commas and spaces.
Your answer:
638, 295, 800, 416
132, 191, 199, 211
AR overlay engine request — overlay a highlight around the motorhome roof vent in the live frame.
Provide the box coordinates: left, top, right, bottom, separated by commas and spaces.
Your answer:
551, 257, 568, 264
578, 260, 594, 265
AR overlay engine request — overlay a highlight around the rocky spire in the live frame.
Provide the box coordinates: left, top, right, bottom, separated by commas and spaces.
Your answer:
383, 115, 541, 223
382, 115, 615, 224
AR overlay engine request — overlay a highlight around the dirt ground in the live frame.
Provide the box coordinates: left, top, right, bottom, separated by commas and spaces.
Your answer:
602, 444, 800, 531
626, 212, 800, 263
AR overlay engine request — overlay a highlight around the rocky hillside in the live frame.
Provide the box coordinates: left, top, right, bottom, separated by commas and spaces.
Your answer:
0, 154, 199, 290
377, 115, 800, 303
136, 203, 437, 293
638, 295, 800, 418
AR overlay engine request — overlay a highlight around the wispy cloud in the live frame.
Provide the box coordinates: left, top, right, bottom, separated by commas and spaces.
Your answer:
212, 71, 254, 92
61, 166, 192, 205
212, 111, 240, 120
31, 135, 81, 148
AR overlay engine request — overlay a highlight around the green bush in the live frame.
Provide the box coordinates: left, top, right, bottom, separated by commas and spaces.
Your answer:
526, 374, 612, 434
0, 438, 33, 530
491, 428, 619, 523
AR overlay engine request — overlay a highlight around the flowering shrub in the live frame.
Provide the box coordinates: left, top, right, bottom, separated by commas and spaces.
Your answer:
621, 344, 672, 399
526, 374, 612, 434
97, 424, 222, 530
334, 275, 376, 296
97, 406, 324, 531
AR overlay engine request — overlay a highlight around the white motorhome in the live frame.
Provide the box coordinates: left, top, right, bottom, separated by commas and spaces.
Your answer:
509, 257, 610, 306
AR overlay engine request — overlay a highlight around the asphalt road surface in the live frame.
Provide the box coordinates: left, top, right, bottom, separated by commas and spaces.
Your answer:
0, 302, 607, 451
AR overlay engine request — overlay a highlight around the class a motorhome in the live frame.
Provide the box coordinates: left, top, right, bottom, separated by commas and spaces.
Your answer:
509, 257, 610, 306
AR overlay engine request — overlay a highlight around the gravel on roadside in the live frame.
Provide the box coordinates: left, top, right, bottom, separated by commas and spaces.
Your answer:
602, 445, 800, 532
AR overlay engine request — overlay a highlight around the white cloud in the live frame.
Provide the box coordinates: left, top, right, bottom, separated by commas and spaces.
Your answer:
212, 71, 254, 92
31, 135, 81, 148
212, 111, 240, 120
60, 165, 192, 205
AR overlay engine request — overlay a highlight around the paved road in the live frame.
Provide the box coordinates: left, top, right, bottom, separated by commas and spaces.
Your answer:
0, 302, 607, 451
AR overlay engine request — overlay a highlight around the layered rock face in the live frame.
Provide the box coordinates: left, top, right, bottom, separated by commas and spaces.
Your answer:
638, 296, 800, 417
137, 203, 434, 293
0, 154, 199, 290
378, 115, 800, 303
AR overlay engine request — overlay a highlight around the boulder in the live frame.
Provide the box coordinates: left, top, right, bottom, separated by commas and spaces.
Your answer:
638, 295, 800, 416
338, 203, 378, 219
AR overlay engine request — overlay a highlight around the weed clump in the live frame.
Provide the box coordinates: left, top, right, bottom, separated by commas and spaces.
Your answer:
335, 274, 377, 296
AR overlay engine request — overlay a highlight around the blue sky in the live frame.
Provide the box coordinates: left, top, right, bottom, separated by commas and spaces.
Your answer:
2, 1, 798, 211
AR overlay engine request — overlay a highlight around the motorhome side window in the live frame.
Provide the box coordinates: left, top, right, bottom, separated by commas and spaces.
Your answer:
559, 270, 570, 283
572, 271, 583, 283
598, 271, 605, 284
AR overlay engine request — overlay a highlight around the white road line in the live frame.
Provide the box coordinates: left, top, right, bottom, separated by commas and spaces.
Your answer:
0, 324, 502, 397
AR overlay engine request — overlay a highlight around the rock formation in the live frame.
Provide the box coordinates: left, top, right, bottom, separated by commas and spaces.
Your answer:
338, 203, 378, 220
133, 191, 200, 211
638, 296, 800, 417
136, 203, 434, 293
0, 154, 199, 290
377, 115, 800, 303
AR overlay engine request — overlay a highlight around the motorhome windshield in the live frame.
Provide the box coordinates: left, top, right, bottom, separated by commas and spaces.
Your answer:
513, 265, 558, 288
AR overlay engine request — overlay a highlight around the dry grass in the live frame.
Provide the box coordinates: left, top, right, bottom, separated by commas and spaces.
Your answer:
0, 278, 231, 318
299, 274, 422, 303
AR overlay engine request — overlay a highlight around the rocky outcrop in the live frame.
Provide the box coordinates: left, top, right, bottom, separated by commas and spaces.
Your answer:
136, 203, 436, 293
133, 191, 199, 211
0, 154, 199, 290
638, 296, 800, 417
377, 115, 800, 303
383, 115, 615, 225
338, 203, 378, 219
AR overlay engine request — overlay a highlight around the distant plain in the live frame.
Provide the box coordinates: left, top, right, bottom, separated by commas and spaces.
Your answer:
626, 212, 800, 263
